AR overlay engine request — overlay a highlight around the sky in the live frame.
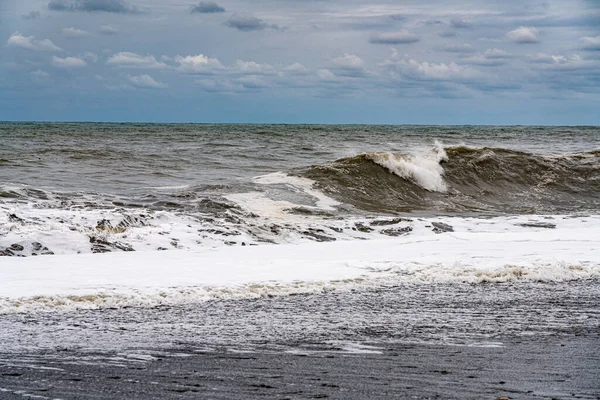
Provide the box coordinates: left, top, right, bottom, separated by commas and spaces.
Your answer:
1, 0, 599, 124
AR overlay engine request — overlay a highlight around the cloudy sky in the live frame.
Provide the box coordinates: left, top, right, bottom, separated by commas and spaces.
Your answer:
1, 0, 599, 124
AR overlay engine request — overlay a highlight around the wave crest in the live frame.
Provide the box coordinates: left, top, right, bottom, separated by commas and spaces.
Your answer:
365, 143, 448, 192
297, 145, 600, 214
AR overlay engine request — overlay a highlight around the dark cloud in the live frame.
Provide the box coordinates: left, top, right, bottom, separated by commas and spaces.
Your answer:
369, 30, 420, 44
450, 17, 471, 28
475, 82, 522, 92
388, 14, 405, 22
190, 2, 225, 14
462, 49, 513, 67
516, 12, 600, 29
441, 43, 474, 53
48, 0, 144, 14
22, 10, 41, 20
438, 31, 457, 38
337, 13, 408, 31
225, 14, 278, 31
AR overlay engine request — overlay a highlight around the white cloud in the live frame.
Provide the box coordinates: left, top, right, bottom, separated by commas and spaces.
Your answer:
506, 26, 539, 44
128, 74, 168, 89
527, 53, 593, 71
52, 56, 87, 68
6, 32, 63, 52
100, 25, 119, 35
283, 62, 309, 75
236, 75, 270, 89
194, 78, 241, 93
369, 30, 419, 44
381, 50, 482, 81
482, 48, 511, 59
81, 51, 98, 63
175, 54, 222, 73
235, 60, 276, 75
329, 53, 366, 76
7, 33, 36, 50
30, 69, 50, 80
317, 69, 337, 81
37, 39, 62, 52
528, 52, 569, 64
462, 48, 512, 66
62, 27, 89, 37
106, 52, 168, 68
580, 36, 600, 51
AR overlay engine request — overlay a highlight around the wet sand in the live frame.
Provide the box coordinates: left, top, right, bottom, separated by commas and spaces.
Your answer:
1, 282, 599, 399
1, 336, 599, 399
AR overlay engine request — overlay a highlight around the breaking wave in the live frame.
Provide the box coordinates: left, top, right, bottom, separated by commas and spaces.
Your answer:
297, 146, 600, 214
366, 144, 448, 192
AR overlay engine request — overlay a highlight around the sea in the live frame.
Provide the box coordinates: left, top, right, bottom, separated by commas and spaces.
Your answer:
2, 123, 599, 252
0, 123, 599, 398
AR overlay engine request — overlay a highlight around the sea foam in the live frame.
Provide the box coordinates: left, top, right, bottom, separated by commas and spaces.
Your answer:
1, 223, 598, 314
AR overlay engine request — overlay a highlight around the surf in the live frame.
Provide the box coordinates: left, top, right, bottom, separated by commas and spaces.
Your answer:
296, 145, 600, 214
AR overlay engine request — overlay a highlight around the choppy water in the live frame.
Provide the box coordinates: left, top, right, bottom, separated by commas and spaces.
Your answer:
1, 123, 599, 257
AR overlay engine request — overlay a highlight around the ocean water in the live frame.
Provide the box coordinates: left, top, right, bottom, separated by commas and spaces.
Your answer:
0, 123, 599, 314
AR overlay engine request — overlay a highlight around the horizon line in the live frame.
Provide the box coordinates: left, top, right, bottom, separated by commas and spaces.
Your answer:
1, 120, 598, 127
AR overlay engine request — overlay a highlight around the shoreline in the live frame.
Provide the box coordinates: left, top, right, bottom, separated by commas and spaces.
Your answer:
1, 335, 599, 399
1, 282, 599, 398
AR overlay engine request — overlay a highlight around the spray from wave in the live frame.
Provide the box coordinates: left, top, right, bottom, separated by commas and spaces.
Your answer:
365, 142, 449, 192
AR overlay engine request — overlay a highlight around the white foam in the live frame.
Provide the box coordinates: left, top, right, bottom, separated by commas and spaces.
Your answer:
339, 343, 384, 354
224, 191, 301, 221
253, 172, 341, 210
223, 173, 341, 229
1, 224, 598, 314
0, 203, 257, 255
367, 144, 448, 192
139, 185, 191, 191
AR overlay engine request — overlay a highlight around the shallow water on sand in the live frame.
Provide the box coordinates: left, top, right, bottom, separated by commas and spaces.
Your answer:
1, 282, 599, 399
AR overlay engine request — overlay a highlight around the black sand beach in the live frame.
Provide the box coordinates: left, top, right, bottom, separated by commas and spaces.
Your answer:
1, 282, 599, 399
1, 336, 599, 399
